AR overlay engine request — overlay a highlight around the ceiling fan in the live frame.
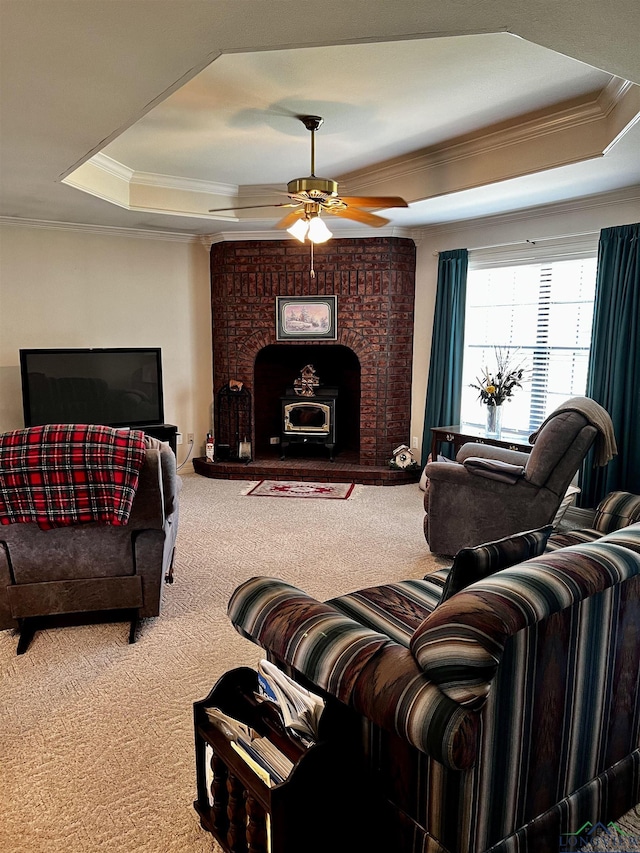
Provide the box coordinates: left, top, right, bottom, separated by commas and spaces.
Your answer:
208, 115, 409, 244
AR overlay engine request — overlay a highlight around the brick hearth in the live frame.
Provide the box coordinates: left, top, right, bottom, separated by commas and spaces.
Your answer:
193, 452, 421, 486
209, 235, 416, 469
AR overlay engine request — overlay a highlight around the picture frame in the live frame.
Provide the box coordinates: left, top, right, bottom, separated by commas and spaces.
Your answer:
275, 295, 337, 341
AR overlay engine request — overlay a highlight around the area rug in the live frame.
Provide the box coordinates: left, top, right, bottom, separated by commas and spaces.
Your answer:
244, 480, 355, 499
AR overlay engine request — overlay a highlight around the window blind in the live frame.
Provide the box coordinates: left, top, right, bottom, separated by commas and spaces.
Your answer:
460, 256, 597, 435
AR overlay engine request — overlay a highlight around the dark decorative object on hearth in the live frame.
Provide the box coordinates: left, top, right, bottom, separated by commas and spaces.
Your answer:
293, 364, 320, 397
215, 382, 252, 462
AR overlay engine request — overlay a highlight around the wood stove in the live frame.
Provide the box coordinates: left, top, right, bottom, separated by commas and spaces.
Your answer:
280, 389, 337, 461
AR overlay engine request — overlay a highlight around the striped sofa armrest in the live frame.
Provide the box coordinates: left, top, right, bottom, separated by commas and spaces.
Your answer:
594, 491, 640, 533
410, 538, 640, 710
228, 576, 480, 770
349, 641, 480, 769
228, 576, 392, 702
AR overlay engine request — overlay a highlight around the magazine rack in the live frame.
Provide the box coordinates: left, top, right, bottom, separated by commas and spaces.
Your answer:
193, 666, 388, 853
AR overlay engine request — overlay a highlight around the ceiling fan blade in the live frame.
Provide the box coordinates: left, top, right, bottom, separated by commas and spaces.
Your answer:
274, 208, 306, 229
208, 202, 297, 213
338, 196, 409, 210
327, 207, 390, 227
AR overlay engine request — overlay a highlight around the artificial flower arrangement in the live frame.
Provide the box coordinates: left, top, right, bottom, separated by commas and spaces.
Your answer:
470, 347, 529, 407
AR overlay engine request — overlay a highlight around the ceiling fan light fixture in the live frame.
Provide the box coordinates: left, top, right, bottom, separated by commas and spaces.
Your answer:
307, 215, 332, 244
287, 218, 310, 243
287, 213, 333, 244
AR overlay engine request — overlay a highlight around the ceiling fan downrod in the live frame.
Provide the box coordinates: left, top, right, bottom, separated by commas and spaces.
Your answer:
287, 116, 338, 198
300, 115, 323, 175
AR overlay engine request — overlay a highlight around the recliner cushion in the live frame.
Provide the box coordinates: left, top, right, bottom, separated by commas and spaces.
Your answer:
440, 525, 553, 602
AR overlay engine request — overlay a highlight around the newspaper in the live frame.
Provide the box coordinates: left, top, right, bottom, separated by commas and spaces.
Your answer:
204, 706, 294, 785
256, 659, 324, 744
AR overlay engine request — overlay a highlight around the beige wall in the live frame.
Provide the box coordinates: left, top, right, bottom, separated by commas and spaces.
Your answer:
2, 185, 639, 470
0, 223, 213, 468
410, 187, 640, 459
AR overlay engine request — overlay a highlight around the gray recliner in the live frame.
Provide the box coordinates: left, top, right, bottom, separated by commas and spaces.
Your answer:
423, 398, 614, 556
0, 440, 180, 652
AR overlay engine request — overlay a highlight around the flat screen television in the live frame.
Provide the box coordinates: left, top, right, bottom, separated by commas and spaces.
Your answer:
20, 347, 165, 428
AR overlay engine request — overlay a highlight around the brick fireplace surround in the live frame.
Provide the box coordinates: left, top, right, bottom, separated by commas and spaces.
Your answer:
194, 235, 418, 484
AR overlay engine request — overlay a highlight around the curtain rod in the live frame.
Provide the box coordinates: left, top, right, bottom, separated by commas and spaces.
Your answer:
431, 230, 599, 255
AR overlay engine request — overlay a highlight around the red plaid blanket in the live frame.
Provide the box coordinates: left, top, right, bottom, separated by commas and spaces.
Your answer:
0, 424, 147, 529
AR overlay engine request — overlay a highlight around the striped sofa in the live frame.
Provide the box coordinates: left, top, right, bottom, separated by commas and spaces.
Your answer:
228, 522, 640, 853
546, 490, 640, 551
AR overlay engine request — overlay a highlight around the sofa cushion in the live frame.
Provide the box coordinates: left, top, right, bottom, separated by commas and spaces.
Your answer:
328, 571, 450, 646
440, 525, 553, 602
545, 527, 603, 551
593, 491, 640, 534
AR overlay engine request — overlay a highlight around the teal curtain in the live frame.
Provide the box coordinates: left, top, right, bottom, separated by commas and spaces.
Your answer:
421, 249, 468, 465
581, 223, 640, 505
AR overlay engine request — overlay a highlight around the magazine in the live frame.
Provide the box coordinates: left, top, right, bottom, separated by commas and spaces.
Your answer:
256, 659, 325, 744
204, 706, 294, 786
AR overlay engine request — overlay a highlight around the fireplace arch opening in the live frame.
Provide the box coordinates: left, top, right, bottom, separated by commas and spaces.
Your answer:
253, 344, 361, 460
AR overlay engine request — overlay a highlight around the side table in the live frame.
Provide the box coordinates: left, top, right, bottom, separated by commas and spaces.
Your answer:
430, 424, 533, 462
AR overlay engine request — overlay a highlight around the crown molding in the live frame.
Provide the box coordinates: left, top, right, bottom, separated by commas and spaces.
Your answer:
132, 170, 237, 196
0, 216, 198, 243
91, 153, 237, 196
338, 79, 639, 198
94, 88, 626, 204
598, 77, 635, 113
90, 153, 135, 182
199, 224, 413, 248
411, 184, 640, 243
3, 184, 634, 247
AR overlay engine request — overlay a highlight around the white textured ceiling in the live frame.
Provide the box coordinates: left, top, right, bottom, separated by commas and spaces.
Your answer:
1, 0, 639, 237
102, 35, 610, 184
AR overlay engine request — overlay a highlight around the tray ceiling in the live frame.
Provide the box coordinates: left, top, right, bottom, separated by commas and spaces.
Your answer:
2, 1, 639, 237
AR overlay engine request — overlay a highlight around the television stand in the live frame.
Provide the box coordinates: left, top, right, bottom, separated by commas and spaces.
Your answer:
139, 424, 178, 455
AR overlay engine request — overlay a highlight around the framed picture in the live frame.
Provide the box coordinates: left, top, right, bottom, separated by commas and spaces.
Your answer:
275, 295, 337, 341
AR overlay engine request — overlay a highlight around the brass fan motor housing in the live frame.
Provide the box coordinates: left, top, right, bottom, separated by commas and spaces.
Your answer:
287, 176, 338, 198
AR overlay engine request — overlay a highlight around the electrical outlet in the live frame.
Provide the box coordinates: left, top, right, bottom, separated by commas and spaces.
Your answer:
176, 433, 183, 445
412, 436, 419, 449
187, 433, 194, 443
270, 436, 280, 445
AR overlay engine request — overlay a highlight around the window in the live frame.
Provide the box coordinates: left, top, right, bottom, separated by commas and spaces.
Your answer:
460, 257, 597, 435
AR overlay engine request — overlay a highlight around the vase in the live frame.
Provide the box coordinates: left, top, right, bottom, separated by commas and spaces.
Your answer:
485, 404, 503, 438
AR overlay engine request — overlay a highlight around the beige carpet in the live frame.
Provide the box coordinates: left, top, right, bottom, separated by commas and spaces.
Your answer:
0, 475, 447, 853
1, 474, 638, 853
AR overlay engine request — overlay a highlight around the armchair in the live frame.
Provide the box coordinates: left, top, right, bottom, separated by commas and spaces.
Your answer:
227, 524, 640, 852
0, 427, 180, 652
423, 397, 614, 555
